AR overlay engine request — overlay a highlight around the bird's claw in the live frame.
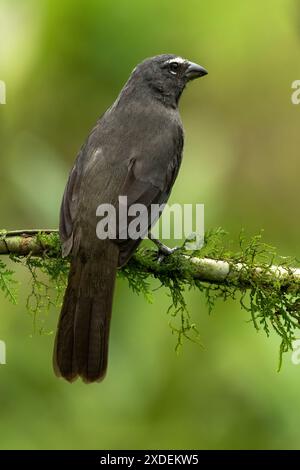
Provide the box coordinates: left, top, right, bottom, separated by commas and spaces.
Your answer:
148, 232, 180, 262
156, 244, 180, 263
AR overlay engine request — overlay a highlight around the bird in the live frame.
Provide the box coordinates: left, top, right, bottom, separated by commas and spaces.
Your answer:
53, 54, 208, 383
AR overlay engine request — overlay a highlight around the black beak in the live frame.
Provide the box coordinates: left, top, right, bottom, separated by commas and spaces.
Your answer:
185, 61, 208, 80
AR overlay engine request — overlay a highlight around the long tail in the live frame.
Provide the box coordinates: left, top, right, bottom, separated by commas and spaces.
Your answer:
53, 242, 119, 383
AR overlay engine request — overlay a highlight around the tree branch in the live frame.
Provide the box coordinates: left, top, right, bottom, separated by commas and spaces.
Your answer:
1, 229, 300, 364
0, 229, 299, 290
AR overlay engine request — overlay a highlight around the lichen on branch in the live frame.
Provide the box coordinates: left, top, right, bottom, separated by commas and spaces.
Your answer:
0, 228, 299, 367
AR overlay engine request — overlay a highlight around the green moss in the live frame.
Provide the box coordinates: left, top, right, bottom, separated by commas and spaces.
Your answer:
123, 229, 300, 367
0, 228, 299, 368
9, 232, 69, 334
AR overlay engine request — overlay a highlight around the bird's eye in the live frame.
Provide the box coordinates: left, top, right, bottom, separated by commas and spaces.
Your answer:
169, 62, 179, 75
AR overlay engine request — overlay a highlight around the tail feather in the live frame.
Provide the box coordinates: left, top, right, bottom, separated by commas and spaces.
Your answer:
53, 242, 119, 383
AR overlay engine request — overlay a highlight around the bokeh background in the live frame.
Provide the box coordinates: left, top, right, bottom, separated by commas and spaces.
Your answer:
0, 0, 300, 450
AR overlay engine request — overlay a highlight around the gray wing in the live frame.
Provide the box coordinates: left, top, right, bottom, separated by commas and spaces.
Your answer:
59, 123, 102, 257
59, 164, 79, 257
115, 138, 183, 266
60, 110, 184, 264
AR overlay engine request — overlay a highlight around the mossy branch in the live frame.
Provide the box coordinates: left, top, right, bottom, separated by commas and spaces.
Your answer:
0, 228, 299, 367
1, 229, 299, 286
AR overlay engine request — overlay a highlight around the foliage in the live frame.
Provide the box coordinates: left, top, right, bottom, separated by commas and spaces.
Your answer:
0, 229, 299, 367
8, 233, 69, 334
0, 259, 18, 305
123, 229, 300, 367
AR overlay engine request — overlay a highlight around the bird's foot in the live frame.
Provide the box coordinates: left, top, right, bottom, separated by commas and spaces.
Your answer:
157, 246, 180, 263
148, 233, 179, 262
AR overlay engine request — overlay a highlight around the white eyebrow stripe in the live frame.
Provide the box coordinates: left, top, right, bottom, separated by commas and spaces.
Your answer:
167, 57, 186, 65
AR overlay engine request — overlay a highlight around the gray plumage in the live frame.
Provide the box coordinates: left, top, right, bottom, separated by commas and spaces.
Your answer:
53, 54, 207, 383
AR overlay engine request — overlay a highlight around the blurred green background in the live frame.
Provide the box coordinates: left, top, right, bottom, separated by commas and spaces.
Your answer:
0, 0, 300, 450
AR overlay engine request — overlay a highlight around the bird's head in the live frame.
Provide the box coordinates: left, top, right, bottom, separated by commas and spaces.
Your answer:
128, 54, 208, 107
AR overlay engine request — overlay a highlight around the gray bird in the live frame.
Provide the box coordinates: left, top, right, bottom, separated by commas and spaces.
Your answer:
54, 54, 207, 383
